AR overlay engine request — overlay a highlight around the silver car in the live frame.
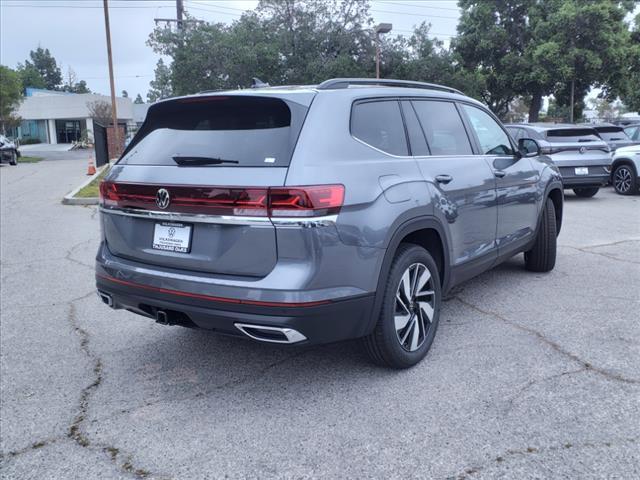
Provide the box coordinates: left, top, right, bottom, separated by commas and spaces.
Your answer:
611, 145, 640, 195
506, 124, 611, 198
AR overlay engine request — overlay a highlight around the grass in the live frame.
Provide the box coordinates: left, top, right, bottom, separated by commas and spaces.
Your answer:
75, 167, 109, 198
18, 156, 43, 163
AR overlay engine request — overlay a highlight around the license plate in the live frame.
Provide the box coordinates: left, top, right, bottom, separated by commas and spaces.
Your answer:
575, 167, 589, 175
152, 222, 192, 253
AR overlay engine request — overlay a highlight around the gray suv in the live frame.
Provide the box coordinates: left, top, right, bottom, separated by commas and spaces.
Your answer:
96, 79, 563, 368
506, 124, 611, 198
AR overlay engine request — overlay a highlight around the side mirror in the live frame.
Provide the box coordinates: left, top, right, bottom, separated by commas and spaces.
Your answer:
518, 138, 540, 157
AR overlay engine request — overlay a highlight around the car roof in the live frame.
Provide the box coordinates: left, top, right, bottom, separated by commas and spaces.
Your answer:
505, 123, 598, 133
153, 78, 479, 108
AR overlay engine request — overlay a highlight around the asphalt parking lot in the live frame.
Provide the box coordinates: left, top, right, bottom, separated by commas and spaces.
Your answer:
1, 159, 639, 479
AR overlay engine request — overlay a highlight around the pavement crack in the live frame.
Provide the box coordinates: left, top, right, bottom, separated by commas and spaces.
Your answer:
0, 437, 62, 461
451, 437, 638, 479
454, 297, 640, 385
66, 302, 153, 478
64, 238, 95, 271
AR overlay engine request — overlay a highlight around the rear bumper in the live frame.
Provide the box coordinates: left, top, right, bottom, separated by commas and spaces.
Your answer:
96, 274, 374, 345
559, 167, 609, 188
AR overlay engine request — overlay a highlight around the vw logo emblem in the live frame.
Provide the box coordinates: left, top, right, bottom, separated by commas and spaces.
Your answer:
579, 146, 586, 154
156, 188, 170, 209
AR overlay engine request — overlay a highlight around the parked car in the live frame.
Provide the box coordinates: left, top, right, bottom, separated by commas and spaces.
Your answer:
0, 134, 20, 166
505, 123, 611, 198
96, 78, 563, 368
623, 123, 640, 142
611, 145, 640, 195
588, 123, 638, 152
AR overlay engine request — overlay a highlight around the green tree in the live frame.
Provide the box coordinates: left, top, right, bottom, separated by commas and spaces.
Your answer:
134, 93, 144, 104
121, 90, 128, 98
24, 47, 62, 90
16, 63, 46, 91
0, 66, 23, 134
609, 12, 640, 112
454, 0, 635, 121
62, 67, 91, 93
147, 58, 173, 102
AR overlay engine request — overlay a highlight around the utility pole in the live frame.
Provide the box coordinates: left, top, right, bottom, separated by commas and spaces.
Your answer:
569, 79, 575, 123
102, 0, 120, 157
176, 0, 184, 30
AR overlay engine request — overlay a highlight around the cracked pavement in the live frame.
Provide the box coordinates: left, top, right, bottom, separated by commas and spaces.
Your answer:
1, 160, 639, 479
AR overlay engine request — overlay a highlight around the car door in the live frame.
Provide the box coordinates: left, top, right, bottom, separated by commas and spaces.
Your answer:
460, 104, 539, 256
403, 99, 498, 279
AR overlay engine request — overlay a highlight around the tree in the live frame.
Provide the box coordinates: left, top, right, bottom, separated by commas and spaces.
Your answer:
87, 100, 113, 127
62, 67, 91, 93
16, 63, 45, 91
121, 90, 128, 98
609, 12, 640, 112
454, 0, 635, 121
0, 66, 23, 134
454, 0, 534, 119
147, 58, 172, 102
134, 93, 144, 104
24, 47, 62, 90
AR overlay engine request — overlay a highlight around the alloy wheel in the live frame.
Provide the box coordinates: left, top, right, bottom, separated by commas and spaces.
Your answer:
394, 263, 435, 352
614, 166, 633, 194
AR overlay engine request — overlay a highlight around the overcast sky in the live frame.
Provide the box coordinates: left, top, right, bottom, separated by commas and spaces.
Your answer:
1, 0, 461, 99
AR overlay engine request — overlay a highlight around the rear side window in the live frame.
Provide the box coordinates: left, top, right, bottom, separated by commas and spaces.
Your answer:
546, 128, 601, 143
119, 96, 306, 167
625, 125, 639, 140
351, 100, 409, 156
411, 100, 473, 155
461, 104, 514, 155
595, 127, 630, 141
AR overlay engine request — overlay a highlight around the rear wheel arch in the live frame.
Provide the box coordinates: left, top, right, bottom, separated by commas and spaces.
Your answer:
547, 187, 563, 235
612, 158, 637, 177
367, 217, 450, 336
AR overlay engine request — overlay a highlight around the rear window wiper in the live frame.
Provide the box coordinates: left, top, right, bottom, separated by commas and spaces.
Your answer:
172, 156, 239, 166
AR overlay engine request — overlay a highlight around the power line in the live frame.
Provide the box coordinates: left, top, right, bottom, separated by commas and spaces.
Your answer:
374, 1, 460, 13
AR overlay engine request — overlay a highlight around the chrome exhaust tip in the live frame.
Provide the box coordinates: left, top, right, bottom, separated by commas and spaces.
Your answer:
97, 291, 113, 308
234, 323, 307, 344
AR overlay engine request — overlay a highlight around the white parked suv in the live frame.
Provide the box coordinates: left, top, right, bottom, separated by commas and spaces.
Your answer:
611, 145, 640, 195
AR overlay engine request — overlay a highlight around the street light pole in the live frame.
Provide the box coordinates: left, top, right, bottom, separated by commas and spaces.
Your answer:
102, 0, 120, 157
374, 23, 392, 79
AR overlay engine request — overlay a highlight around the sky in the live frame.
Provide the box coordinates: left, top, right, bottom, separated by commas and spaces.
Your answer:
0, 0, 461, 99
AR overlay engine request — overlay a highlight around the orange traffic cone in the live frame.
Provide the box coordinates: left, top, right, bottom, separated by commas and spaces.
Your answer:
87, 156, 96, 176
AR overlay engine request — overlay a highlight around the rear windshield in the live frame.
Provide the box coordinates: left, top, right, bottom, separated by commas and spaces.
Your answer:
594, 127, 629, 141
546, 128, 601, 143
119, 96, 308, 167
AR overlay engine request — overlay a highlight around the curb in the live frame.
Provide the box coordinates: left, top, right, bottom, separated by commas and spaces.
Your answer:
62, 163, 109, 206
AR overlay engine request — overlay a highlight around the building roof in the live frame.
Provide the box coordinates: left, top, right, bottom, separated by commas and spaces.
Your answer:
16, 91, 133, 121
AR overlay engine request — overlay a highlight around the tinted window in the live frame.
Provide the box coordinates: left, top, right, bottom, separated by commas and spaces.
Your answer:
546, 128, 601, 143
401, 101, 429, 156
462, 104, 514, 155
625, 126, 639, 141
411, 100, 473, 155
351, 100, 408, 156
120, 96, 305, 167
595, 127, 630, 141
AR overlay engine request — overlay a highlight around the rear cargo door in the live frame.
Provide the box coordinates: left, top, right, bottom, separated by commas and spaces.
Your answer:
100, 95, 309, 277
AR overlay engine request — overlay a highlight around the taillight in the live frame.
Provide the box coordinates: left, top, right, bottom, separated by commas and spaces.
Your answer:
99, 182, 344, 218
269, 185, 344, 217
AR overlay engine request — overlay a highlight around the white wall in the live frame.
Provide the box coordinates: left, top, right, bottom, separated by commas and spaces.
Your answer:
17, 93, 134, 122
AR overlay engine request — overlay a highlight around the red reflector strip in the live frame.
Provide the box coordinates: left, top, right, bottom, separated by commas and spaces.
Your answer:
96, 274, 331, 308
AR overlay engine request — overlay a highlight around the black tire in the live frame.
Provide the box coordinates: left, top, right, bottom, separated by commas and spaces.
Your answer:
572, 187, 599, 198
612, 165, 637, 195
525, 198, 557, 272
363, 244, 441, 369
9, 151, 18, 166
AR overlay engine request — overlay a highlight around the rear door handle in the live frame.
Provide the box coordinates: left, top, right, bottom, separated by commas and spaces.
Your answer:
494, 170, 506, 178
435, 174, 453, 184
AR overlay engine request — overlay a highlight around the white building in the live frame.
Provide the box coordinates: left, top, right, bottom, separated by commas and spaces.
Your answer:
11, 88, 136, 145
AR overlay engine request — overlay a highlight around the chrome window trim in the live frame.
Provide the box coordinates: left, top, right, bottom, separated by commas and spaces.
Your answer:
99, 206, 337, 227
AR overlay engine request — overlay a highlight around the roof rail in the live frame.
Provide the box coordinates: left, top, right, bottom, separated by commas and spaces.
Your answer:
316, 78, 464, 95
